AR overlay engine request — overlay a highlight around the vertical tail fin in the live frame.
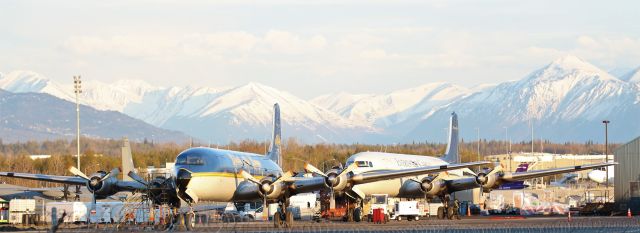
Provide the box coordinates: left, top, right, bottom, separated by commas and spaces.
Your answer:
442, 112, 459, 164
268, 103, 282, 167
121, 137, 135, 181
515, 163, 530, 173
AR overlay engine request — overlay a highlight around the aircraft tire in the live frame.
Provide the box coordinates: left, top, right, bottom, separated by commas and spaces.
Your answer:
437, 207, 445, 220
185, 212, 195, 231
354, 207, 362, 222
447, 207, 455, 220
274, 210, 283, 228
285, 211, 294, 228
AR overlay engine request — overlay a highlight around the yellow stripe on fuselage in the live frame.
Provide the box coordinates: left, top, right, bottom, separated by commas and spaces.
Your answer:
190, 172, 266, 179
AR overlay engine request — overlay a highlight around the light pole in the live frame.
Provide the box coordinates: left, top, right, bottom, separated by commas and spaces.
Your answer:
73, 76, 82, 171
475, 128, 480, 162
602, 120, 610, 202
504, 126, 510, 171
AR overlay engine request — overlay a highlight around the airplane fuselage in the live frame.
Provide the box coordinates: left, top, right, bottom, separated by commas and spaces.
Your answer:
346, 152, 471, 198
174, 147, 282, 202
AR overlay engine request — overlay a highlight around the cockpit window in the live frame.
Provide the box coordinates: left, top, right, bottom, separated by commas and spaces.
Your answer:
176, 153, 205, 165
356, 161, 372, 167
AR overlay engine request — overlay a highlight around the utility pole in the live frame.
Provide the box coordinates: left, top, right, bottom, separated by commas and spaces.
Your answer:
603, 120, 610, 202
73, 76, 82, 170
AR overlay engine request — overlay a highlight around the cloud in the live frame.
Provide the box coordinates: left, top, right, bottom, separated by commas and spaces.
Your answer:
62, 30, 329, 62
359, 49, 387, 59
262, 30, 327, 54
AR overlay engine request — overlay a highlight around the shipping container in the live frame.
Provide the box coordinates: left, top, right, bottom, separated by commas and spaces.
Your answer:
9, 199, 43, 225
87, 202, 124, 223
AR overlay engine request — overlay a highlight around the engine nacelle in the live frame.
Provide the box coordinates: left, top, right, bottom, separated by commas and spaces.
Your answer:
475, 172, 502, 192
324, 169, 350, 192
421, 177, 446, 196
86, 172, 119, 198
260, 177, 287, 200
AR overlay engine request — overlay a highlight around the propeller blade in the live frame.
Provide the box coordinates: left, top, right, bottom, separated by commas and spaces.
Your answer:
99, 167, 121, 182
239, 170, 262, 185
339, 162, 358, 176
489, 163, 504, 175
127, 171, 149, 186
69, 166, 90, 180
304, 163, 327, 177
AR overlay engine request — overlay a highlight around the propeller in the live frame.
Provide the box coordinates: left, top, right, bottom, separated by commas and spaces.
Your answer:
303, 163, 327, 177
68, 166, 120, 204
240, 170, 294, 219
476, 162, 504, 199
127, 171, 149, 186
69, 166, 90, 180
304, 162, 355, 210
98, 168, 120, 182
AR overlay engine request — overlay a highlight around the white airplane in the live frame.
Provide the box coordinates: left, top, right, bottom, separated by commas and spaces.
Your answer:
305, 112, 618, 220
550, 173, 579, 187
588, 166, 614, 184
0, 103, 488, 229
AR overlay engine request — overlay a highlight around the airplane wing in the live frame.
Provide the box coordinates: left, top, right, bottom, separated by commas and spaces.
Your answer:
500, 162, 617, 182
0, 172, 86, 185
350, 161, 491, 185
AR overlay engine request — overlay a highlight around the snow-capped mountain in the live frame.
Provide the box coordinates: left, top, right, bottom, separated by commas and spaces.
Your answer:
2, 55, 639, 143
620, 67, 640, 83
0, 89, 189, 143
312, 83, 471, 129
159, 83, 376, 143
0, 73, 374, 143
404, 55, 640, 142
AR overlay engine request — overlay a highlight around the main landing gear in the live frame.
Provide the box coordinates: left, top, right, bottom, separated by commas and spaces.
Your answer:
184, 207, 196, 231
274, 198, 294, 228
436, 195, 461, 220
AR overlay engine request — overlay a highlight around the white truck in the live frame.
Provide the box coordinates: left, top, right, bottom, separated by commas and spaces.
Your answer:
45, 202, 88, 224
390, 201, 420, 221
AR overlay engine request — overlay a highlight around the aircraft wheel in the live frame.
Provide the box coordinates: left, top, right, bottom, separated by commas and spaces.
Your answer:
273, 210, 283, 228
285, 211, 294, 228
447, 207, 455, 220
354, 207, 362, 222
437, 207, 445, 220
185, 212, 195, 231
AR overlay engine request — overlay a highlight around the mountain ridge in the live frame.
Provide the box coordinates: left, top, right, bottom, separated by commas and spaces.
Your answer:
2, 55, 639, 143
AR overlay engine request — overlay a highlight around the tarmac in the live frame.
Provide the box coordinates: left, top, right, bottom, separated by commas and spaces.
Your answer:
5, 216, 639, 233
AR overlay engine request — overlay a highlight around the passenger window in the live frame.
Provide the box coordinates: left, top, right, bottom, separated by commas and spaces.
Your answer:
187, 156, 204, 165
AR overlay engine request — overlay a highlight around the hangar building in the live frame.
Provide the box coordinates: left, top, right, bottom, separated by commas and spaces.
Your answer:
614, 136, 640, 213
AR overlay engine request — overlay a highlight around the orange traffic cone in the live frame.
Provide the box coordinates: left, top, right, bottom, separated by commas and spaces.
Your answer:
467, 205, 471, 217
628, 208, 632, 218
567, 211, 572, 222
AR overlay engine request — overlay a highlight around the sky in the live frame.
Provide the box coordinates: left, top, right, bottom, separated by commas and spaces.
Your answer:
1, 0, 640, 98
